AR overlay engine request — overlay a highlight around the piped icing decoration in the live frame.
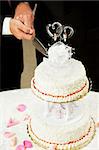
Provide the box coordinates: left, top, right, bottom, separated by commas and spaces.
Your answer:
27, 118, 96, 150
17, 104, 27, 112
48, 42, 73, 65
32, 79, 87, 98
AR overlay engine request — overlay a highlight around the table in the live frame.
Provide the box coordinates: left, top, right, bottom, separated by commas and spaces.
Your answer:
0, 88, 99, 150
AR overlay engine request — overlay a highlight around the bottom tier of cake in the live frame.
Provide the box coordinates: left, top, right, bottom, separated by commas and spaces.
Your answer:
27, 117, 96, 150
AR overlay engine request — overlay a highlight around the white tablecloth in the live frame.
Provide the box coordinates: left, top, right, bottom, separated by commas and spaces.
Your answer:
0, 88, 99, 150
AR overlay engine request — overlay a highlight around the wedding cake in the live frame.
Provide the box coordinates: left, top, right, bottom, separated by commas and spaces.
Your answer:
31, 42, 89, 103
27, 24, 96, 150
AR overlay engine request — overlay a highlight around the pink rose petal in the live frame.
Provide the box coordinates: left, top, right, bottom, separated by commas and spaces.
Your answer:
4, 131, 16, 138
17, 104, 27, 112
16, 145, 24, 150
7, 118, 20, 128
23, 140, 33, 148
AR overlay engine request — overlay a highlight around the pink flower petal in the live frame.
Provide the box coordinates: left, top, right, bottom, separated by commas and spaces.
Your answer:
7, 118, 20, 128
23, 140, 33, 148
17, 104, 27, 112
3, 131, 16, 138
16, 145, 24, 150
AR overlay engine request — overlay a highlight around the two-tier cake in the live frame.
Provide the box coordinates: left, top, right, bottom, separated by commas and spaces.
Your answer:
27, 41, 95, 149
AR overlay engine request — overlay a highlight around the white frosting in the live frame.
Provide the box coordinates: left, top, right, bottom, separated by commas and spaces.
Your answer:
29, 94, 91, 143
31, 42, 89, 102
34, 58, 87, 92
32, 78, 89, 103
28, 118, 95, 150
29, 42, 94, 149
48, 42, 72, 65
30, 106, 90, 143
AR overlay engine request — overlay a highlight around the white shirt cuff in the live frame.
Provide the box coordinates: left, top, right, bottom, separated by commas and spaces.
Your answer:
2, 17, 12, 35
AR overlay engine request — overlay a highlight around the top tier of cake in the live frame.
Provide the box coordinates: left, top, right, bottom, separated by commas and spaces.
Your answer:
31, 42, 89, 103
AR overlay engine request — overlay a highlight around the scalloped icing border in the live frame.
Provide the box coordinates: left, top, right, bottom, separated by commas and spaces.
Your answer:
31, 78, 89, 103
27, 117, 96, 150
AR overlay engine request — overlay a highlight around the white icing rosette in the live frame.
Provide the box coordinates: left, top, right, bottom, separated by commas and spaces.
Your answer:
48, 42, 72, 65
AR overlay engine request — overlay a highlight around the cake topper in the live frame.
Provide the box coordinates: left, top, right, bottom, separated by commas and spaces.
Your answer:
46, 22, 74, 42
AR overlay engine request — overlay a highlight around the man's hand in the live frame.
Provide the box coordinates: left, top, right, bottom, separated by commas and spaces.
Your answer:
14, 2, 34, 28
10, 2, 35, 40
10, 18, 35, 40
